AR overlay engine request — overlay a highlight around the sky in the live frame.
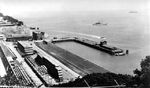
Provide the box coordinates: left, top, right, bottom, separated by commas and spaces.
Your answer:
0, 0, 149, 17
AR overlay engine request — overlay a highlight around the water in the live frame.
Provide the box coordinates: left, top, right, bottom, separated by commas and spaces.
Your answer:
22, 10, 150, 75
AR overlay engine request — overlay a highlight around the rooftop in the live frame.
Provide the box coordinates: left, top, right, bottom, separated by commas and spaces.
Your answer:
18, 41, 33, 48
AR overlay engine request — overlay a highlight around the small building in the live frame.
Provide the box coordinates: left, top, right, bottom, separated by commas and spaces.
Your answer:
17, 41, 34, 55
0, 34, 6, 40
32, 31, 45, 40
6, 36, 32, 42
6, 34, 32, 42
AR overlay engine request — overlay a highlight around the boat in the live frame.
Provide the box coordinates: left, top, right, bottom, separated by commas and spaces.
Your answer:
93, 21, 107, 26
129, 11, 138, 13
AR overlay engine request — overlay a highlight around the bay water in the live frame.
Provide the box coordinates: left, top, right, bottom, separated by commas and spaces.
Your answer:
22, 10, 150, 75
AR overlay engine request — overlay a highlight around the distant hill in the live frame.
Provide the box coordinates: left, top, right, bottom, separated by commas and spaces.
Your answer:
0, 12, 23, 26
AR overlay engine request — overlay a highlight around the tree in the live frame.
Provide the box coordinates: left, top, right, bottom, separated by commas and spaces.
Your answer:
3, 15, 18, 24
17, 21, 24, 26
133, 56, 150, 88
52, 72, 134, 87
140, 56, 150, 88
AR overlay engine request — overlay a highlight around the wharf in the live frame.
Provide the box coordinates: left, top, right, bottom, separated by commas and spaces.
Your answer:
51, 37, 126, 56
35, 41, 109, 77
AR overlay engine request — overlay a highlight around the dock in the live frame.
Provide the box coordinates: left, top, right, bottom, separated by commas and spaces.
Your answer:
51, 37, 126, 56
35, 41, 109, 77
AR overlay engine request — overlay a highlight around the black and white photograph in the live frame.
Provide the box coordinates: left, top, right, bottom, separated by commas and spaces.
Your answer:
0, 0, 149, 87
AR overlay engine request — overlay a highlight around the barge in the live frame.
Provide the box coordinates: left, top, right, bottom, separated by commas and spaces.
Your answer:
51, 37, 126, 56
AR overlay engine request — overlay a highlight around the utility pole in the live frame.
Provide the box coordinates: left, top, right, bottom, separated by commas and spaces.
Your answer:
114, 79, 119, 86
84, 79, 91, 88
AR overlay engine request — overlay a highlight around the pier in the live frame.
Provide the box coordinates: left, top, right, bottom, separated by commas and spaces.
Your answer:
51, 37, 126, 56
35, 41, 109, 77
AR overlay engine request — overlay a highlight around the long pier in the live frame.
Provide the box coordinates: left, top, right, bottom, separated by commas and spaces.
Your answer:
35, 41, 109, 77
51, 37, 126, 56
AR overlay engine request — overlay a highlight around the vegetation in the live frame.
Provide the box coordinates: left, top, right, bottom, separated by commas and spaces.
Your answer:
133, 56, 150, 88
3, 16, 18, 23
3, 15, 23, 26
0, 12, 23, 26
0, 74, 20, 86
52, 72, 132, 87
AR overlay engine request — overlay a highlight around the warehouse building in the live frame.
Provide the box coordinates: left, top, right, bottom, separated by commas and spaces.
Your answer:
32, 31, 45, 40
17, 41, 34, 55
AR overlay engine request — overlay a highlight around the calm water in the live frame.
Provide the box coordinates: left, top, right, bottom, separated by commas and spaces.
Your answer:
22, 10, 150, 75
